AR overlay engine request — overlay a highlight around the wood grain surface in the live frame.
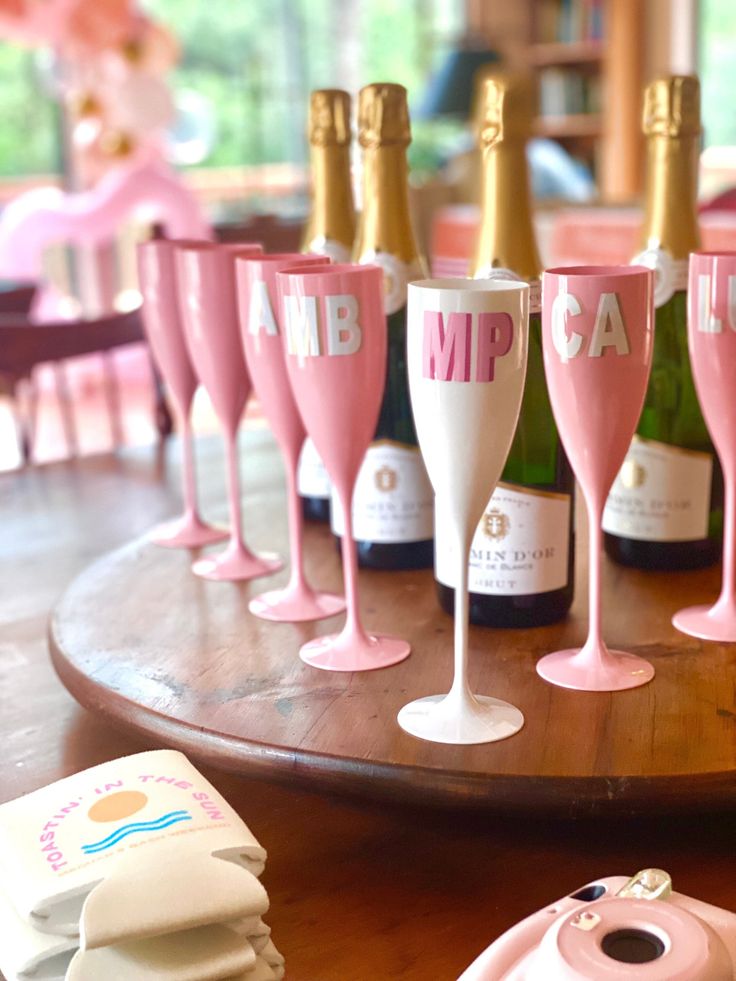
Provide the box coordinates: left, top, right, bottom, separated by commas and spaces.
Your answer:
3, 433, 736, 981
48, 428, 736, 816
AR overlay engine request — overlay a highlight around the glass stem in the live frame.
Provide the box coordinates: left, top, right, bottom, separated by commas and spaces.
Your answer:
337, 484, 368, 643
584, 493, 605, 665
225, 427, 243, 549
180, 407, 198, 519
448, 523, 473, 705
718, 469, 736, 606
284, 449, 306, 592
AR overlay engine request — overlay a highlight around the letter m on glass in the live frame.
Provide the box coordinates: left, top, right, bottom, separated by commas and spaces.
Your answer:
423, 311, 471, 380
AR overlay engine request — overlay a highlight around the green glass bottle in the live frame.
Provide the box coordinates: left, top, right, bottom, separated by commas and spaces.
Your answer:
603, 75, 722, 569
298, 89, 356, 523
435, 71, 575, 626
330, 82, 434, 570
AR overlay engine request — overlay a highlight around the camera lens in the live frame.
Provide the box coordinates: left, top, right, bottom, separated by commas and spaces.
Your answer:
601, 928, 665, 964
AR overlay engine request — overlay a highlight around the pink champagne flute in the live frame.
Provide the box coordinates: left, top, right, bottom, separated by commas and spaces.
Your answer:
277, 263, 410, 671
175, 241, 282, 581
136, 239, 228, 549
673, 251, 736, 641
235, 252, 346, 621
537, 265, 655, 691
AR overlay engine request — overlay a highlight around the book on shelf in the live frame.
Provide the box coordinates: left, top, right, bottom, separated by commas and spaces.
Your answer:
538, 68, 601, 118
534, 0, 605, 44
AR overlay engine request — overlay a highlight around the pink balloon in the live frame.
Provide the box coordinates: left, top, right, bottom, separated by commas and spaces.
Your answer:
0, 155, 210, 280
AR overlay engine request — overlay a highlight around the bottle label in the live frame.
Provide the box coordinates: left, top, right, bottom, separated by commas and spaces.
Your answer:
474, 267, 541, 314
330, 440, 434, 543
306, 236, 352, 263
435, 483, 571, 595
631, 247, 688, 308
602, 436, 713, 541
297, 437, 330, 499
361, 250, 423, 315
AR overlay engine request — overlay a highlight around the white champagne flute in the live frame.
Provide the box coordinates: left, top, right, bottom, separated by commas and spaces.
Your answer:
397, 278, 529, 744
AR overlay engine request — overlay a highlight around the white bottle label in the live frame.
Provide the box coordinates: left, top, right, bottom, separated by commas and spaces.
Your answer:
361, 251, 423, 315
602, 436, 713, 541
474, 267, 541, 315
297, 437, 330, 499
435, 483, 571, 595
306, 236, 352, 263
330, 441, 434, 543
631, 246, 688, 308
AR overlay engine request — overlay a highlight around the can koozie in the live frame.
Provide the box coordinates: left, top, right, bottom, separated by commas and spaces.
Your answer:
0, 750, 267, 943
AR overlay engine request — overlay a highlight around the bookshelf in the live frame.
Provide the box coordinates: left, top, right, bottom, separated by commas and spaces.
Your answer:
531, 0, 605, 181
534, 113, 602, 139
529, 40, 604, 67
467, 0, 644, 201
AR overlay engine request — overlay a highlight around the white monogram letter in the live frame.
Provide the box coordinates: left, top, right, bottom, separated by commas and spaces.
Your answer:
248, 280, 278, 337
589, 292, 630, 357
697, 274, 722, 334
551, 292, 583, 361
284, 295, 320, 357
325, 294, 362, 355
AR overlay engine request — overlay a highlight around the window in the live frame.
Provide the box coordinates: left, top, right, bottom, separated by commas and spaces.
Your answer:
700, 0, 736, 149
143, 0, 465, 170
699, 0, 736, 199
0, 1, 465, 215
0, 46, 58, 177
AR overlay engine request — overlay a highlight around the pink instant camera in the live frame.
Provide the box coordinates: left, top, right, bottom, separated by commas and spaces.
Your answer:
459, 870, 736, 980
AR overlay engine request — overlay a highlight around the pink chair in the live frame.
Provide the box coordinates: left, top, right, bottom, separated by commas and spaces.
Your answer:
0, 155, 207, 463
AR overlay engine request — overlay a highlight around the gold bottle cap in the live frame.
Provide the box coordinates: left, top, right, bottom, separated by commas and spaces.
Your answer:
358, 83, 411, 148
308, 89, 351, 147
643, 75, 701, 138
475, 71, 536, 147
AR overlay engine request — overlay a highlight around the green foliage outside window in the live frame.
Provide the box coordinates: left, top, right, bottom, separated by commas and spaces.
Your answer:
0, 0, 463, 178
0, 45, 58, 176
700, 0, 736, 147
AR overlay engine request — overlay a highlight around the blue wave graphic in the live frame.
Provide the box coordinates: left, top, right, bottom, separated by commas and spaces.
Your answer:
82, 810, 192, 854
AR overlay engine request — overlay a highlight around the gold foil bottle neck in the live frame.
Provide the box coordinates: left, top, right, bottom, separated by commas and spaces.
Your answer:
639, 74, 701, 256
475, 71, 536, 147
308, 89, 351, 147
643, 75, 701, 138
358, 83, 411, 148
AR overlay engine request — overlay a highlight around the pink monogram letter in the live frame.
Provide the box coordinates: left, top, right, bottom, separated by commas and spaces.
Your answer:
476, 312, 513, 381
422, 311, 471, 381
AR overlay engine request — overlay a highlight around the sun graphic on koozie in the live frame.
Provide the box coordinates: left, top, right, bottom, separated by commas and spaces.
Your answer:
82, 791, 192, 855
87, 791, 149, 823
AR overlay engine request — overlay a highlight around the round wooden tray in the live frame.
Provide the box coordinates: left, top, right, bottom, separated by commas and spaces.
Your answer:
49, 449, 736, 817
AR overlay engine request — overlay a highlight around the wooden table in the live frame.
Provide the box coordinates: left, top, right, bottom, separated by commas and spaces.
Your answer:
3, 434, 736, 980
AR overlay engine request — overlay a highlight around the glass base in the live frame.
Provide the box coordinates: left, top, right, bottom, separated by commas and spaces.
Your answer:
150, 513, 228, 550
536, 648, 654, 692
249, 585, 345, 623
299, 631, 410, 672
397, 692, 524, 746
673, 602, 736, 643
192, 543, 282, 582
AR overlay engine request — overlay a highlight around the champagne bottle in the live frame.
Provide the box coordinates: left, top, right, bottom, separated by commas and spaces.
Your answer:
330, 82, 434, 569
603, 75, 722, 569
435, 72, 575, 627
297, 89, 356, 522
